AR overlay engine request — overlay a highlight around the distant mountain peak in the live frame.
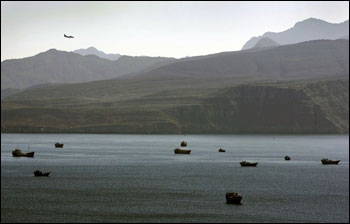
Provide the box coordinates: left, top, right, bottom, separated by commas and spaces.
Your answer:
47, 48, 59, 52
73, 47, 121, 61
1, 47, 176, 90
252, 37, 280, 49
300, 17, 323, 22
36, 48, 67, 57
242, 17, 349, 50
293, 17, 330, 28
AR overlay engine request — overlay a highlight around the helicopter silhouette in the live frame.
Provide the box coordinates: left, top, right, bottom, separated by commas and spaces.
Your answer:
64, 34, 74, 38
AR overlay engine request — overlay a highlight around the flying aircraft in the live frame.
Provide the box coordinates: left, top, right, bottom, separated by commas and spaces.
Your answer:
64, 34, 74, 38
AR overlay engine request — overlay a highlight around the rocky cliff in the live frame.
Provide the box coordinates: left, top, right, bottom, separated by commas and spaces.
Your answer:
2, 79, 348, 134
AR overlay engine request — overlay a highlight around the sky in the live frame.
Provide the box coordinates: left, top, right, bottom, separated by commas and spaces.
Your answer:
1, 1, 349, 61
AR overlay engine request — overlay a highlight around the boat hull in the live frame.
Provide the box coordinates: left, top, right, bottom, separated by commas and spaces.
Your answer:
55, 143, 64, 148
12, 151, 35, 157
34, 171, 51, 176
240, 162, 258, 167
226, 193, 242, 205
321, 159, 340, 165
174, 148, 191, 154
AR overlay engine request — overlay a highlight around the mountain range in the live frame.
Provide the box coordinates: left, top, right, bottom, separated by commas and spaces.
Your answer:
1, 50, 175, 90
1, 39, 348, 134
2, 17, 348, 93
242, 18, 349, 50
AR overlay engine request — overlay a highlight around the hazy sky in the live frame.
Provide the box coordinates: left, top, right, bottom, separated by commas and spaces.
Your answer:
1, 1, 349, 61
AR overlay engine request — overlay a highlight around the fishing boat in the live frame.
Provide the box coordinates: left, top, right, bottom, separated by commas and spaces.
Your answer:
34, 170, 51, 177
321, 158, 340, 165
285, 156, 291, 160
174, 148, 191, 154
180, 141, 187, 147
240, 161, 258, 167
12, 146, 34, 158
218, 148, 226, 152
226, 192, 243, 204
55, 143, 64, 148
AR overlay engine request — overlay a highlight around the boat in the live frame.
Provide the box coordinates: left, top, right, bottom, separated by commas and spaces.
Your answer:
226, 192, 243, 204
240, 161, 258, 167
12, 148, 35, 158
285, 156, 291, 160
321, 158, 340, 165
34, 170, 51, 177
218, 148, 226, 152
55, 143, 64, 148
174, 148, 191, 154
180, 141, 187, 147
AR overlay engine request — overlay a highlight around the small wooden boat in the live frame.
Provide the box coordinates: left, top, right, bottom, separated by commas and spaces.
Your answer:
226, 192, 242, 204
12, 148, 34, 158
285, 156, 291, 160
55, 143, 64, 148
34, 170, 51, 177
240, 161, 258, 167
321, 158, 340, 165
174, 148, 191, 154
180, 141, 187, 147
218, 148, 226, 152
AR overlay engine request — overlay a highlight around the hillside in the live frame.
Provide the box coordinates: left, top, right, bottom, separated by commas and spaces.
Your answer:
1, 79, 348, 134
1, 49, 175, 90
242, 18, 349, 50
1, 40, 349, 134
124, 39, 349, 82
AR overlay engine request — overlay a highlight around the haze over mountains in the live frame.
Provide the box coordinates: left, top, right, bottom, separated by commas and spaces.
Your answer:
2, 17, 348, 92
122, 39, 348, 82
1, 49, 175, 90
242, 18, 349, 50
1, 39, 348, 134
1, 17, 349, 134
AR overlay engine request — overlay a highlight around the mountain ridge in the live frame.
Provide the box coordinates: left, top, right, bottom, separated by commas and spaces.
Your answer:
122, 39, 348, 83
73, 47, 121, 61
242, 17, 349, 50
2, 39, 348, 134
1, 49, 176, 90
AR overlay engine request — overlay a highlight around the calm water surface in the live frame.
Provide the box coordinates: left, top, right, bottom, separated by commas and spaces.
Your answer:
1, 134, 349, 223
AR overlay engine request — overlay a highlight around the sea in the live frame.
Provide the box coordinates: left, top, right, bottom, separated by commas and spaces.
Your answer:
1, 134, 349, 223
